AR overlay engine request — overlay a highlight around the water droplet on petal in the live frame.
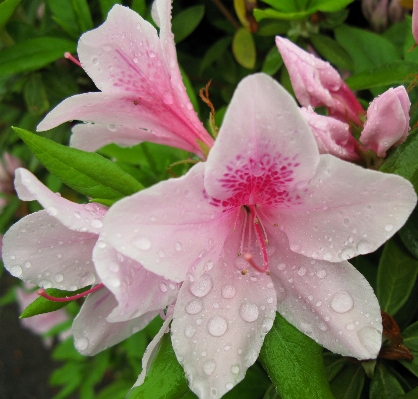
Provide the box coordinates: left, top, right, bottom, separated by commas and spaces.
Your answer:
24, 261, 31, 269
91, 219, 103, 229
54, 273, 64, 282
163, 92, 174, 104
323, 252, 332, 261
184, 324, 196, 338
341, 247, 356, 260
174, 242, 182, 251
190, 274, 212, 297
186, 299, 203, 314
46, 206, 58, 216
107, 261, 119, 272
97, 241, 106, 248
203, 359, 216, 375
261, 318, 274, 332
208, 316, 228, 336
345, 323, 355, 331
159, 283, 168, 292
240, 303, 259, 322
358, 326, 381, 355
231, 365, 240, 374
39, 279, 52, 289
356, 240, 372, 255
74, 211, 81, 218
330, 291, 354, 314
92, 57, 99, 64
385, 224, 393, 232
277, 263, 286, 271
251, 162, 264, 177
10, 265, 22, 277
297, 266, 307, 276
221, 284, 236, 299
133, 237, 151, 250
75, 337, 89, 351
234, 257, 247, 270
316, 269, 327, 279
225, 383, 234, 390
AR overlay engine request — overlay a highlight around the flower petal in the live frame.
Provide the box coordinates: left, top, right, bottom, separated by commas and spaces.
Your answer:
15, 168, 106, 234
204, 73, 319, 201
269, 154, 417, 262
2, 211, 99, 290
171, 233, 276, 399
268, 229, 382, 359
93, 235, 179, 322
72, 287, 159, 355
104, 162, 233, 282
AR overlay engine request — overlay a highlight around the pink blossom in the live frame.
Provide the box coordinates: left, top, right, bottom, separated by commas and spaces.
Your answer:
2, 169, 178, 355
360, 86, 410, 157
362, 0, 405, 32
36, 2, 214, 158
299, 106, 360, 161
0, 152, 22, 195
103, 74, 417, 398
275, 37, 365, 126
16, 283, 70, 347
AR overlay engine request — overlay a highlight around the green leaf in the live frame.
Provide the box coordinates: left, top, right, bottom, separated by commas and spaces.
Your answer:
396, 387, 418, 399
323, 353, 348, 382
172, 5, 205, 44
232, 28, 256, 69
53, 337, 85, 361
0, 37, 77, 76
345, 62, 418, 91
96, 380, 134, 399
0, 0, 21, 29
200, 36, 232, 75
310, 34, 353, 71
127, 333, 189, 399
47, 0, 80, 38
23, 73, 49, 115
330, 363, 364, 399
13, 127, 143, 200
261, 46, 283, 76
400, 351, 418, 378
376, 238, 418, 315
131, 0, 146, 17
71, 0, 93, 33
402, 321, 418, 351
99, 0, 121, 19
259, 313, 335, 399
380, 128, 418, 192
399, 206, 418, 259
370, 363, 404, 399
20, 287, 92, 318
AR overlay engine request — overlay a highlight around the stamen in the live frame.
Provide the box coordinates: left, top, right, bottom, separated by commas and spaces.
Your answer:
64, 52, 82, 67
244, 253, 268, 273
248, 206, 269, 271
37, 283, 104, 302
240, 208, 248, 255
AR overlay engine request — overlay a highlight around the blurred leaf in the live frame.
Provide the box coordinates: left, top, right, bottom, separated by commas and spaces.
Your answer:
179, 64, 200, 115
96, 380, 134, 399
172, 5, 205, 44
53, 337, 85, 361
380, 128, 418, 193
23, 73, 49, 115
370, 363, 405, 399
257, 19, 290, 36
259, 313, 335, 399
323, 353, 348, 382
334, 25, 400, 74
13, 127, 144, 199
234, 0, 257, 31
330, 363, 364, 399
200, 36, 232, 75
0, 37, 77, 76
47, 0, 80, 37
20, 287, 92, 318
261, 46, 283, 76
0, 195, 20, 231
376, 238, 418, 315
310, 34, 353, 71
0, 0, 21, 30
232, 28, 256, 69
396, 387, 418, 399
131, 0, 146, 16
71, 0, 93, 33
80, 351, 111, 399
399, 206, 418, 259
403, 321, 418, 351
0, 285, 16, 306
399, 351, 418, 378
345, 62, 418, 91
99, 0, 121, 19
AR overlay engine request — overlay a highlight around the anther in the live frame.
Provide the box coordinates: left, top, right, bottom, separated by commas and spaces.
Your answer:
64, 52, 82, 67
37, 283, 104, 302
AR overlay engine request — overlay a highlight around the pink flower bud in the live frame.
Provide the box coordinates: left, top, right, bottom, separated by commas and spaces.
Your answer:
360, 86, 410, 157
276, 36, 365, 126
300, 106, 360, 161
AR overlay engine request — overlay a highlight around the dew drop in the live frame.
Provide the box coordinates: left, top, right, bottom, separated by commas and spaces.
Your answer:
341, 247, 356, 260
159, 283, 168, 292
80, 272, 96, 286
24, 261, 31, 269
74, 211, 81, 218
251, 162, 264, 177
222, 284, 236, 299
163, 92, 174, 105
39, 279, 52, 289
385, 224, 394, 232
133, 237, 151, 250
54, 273, 64, 282
107, 261, 119, 272
75, 337, 89, 351
356, 240, 372, 255
110, 278, 121, 287
234, 257, 247, 270
91, 219, 103, 229
266, 297, 274, 304
318, 322, 328, 331
97, 241, 106, 249
203, 359, 216, 375
225, 383, 234, 390
186, 299, 203, 314
240, 303, 259, 322
46, 206, 58, 216
190, 274, 212, 297
208, 316, 228, 336
330, 291, 354, 314
297, 266, 307, 276
231, 365, 240, 375
343, 218, 350, 225
184, 324, 196, 338
277, 262, 286, 271
345, 323, 355, 331
316, 269, 327, 279
10, 265, 22, 277
174, 242, 182, 251
92, 57, 99, 64
323, 252, 332, 261
261, 318, 274, 332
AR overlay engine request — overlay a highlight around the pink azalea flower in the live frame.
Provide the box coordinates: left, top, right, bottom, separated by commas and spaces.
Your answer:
103, 74, 417, 398
360, 86, 410, 157
36, 1, 214, 158
0, 152, 22, 195
299, 106, 360, 161
275, 37, 365, 126
16, 283, 70, 347
2, 168, 178, 355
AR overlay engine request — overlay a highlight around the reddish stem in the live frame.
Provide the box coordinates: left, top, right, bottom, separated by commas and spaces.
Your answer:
37, 283, 104, 302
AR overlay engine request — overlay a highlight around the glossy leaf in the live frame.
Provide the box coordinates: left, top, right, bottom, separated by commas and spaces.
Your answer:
323, 353, 348, 382
232, 28, 256, 69
400, 352, 418, 379
330, 363, 364, 399
376, 238, 418, 316
23, 73, 49, 115
310, 34, 353, 71
0, 0, 21, 29
370, 363, 405, 399
259, 313, 335, 399
13, 127, 144, 200
172, 5, 205, 44
20, 287, 91, 318
0, 37, 77, 76
399, 207, 418, 259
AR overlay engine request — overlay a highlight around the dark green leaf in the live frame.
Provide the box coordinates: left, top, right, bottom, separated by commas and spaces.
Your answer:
53, 337, 85, 361
399, 351, 418, 378
345, 62, 418, 91
399, 206, 418, 259
0, 37, 77, 76
127, 333, 189, 399
0, 0, 21, 29
232, 28, 256, 69
47, 0, 80, 37
402, 321, 418, 352
23, 73, 49, 115
96, 380, 134, 399
310, 34, 353, 71
259, 313, 335, 399
330, 363, 364, 399
376, 238, 418, 316
370, 363, 404, 399
261, 46, 283, 76
99, 0, 121, 19
396, 387, 418, 399
20, 286, 92, 318
13, 127, 143, 199
0, 195, 20, 231
172, 5, 205, 44
71, 0, 93, 33
323, 353, 348, 382
200, 37, 232, 75
131, 0, 146, 17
